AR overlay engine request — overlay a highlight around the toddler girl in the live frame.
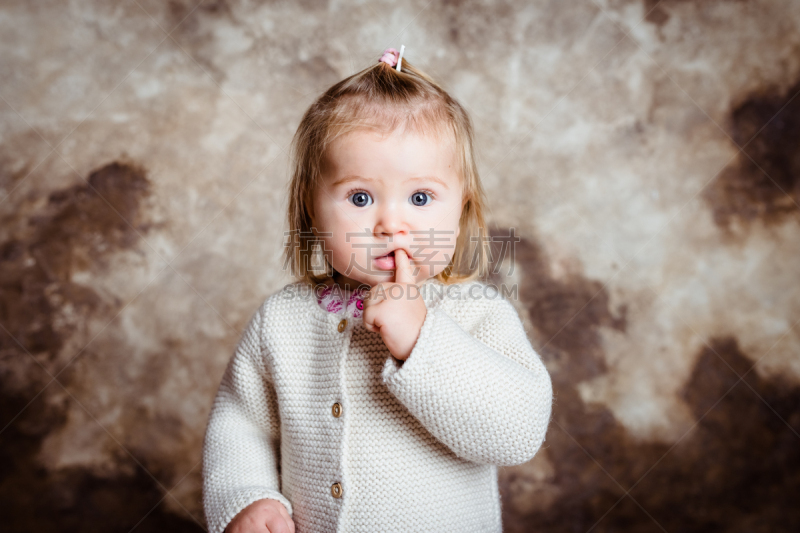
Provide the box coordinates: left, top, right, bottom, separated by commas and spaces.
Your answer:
202, 47, 553, 533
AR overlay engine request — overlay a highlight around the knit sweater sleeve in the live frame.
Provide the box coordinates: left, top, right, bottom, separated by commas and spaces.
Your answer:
381, 292, 553, 466
202, 303, 292, 533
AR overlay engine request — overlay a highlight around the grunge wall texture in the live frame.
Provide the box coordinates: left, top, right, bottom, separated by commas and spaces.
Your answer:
1, 0, 798, 531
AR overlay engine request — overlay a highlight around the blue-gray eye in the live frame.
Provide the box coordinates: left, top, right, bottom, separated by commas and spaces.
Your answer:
349, 191, 372, 207
410, 191, 432, 206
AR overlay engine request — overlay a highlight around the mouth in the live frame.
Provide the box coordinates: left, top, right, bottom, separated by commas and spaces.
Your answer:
373, 249, 397, 270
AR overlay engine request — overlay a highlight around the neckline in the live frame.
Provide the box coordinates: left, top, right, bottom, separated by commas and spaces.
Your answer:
300, 277, 447, 324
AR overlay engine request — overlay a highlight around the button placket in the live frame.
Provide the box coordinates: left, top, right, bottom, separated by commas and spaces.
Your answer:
327, 309, 351, 505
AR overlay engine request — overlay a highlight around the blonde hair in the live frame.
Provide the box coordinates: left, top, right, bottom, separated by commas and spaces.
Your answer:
284, 54, 490, 287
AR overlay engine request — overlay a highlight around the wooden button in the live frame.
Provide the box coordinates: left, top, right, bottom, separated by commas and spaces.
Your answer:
337, 319, 347, 332
331, 482, 343, 498
332, 402, 342, 418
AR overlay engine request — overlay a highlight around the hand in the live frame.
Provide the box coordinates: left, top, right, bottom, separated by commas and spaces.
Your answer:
225, 498, 295, 533
363, 248, 427, 361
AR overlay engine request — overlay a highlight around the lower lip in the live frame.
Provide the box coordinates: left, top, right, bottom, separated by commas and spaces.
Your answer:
374, 251, 395, 270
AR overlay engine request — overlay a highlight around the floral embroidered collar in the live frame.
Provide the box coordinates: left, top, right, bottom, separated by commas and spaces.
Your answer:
316, 284, 370, 318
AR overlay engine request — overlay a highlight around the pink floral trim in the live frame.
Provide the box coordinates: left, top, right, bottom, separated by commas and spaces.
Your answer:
317, 285, 369, 318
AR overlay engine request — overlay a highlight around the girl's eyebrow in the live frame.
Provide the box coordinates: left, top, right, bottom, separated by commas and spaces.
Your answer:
331, 175, 450, 189
408, 176, 450, 189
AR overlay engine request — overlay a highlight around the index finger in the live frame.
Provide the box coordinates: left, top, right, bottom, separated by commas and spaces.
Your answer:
393, 248, 415, 285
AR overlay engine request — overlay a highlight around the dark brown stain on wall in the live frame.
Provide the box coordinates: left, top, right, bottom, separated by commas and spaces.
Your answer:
1, 161, 152, 369
490, 229, 800, 532
0, 161, 201, 532
502, 232, 627, 379
0, 395, 202, 533
704, 78, 800, 231
643, 0, 745, 28
643, 0, 670, 27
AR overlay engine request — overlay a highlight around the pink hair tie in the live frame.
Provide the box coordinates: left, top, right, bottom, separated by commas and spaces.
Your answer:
379, 48, 399, 67
378, 45, 406, 72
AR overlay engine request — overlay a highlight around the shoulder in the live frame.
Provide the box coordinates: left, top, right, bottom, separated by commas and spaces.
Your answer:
431, 279, 519, 333
249, 281, 318, 339
259, 280, 316, 314
432, 279, 511, 309
231, 281, 322, 365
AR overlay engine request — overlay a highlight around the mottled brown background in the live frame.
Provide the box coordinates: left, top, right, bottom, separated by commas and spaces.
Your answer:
1, 0, 799, 532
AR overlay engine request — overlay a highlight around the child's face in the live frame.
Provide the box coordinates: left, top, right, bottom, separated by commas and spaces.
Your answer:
311, 128, 464, 288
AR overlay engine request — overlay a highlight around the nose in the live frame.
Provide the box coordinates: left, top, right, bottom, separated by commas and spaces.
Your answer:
373, 200, 408, 238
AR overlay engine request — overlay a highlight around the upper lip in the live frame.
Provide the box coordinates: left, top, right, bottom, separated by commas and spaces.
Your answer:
374, 246, 410, 259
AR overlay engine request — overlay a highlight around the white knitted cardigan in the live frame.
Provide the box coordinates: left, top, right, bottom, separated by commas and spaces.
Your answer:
202, 278, 553, 533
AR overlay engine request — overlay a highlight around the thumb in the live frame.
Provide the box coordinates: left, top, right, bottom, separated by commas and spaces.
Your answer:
394, 248, 415, 285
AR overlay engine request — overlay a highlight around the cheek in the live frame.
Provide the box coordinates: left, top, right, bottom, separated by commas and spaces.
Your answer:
412, 210, 462, 273
439, 210, 463, 263
327, 234, 366, 272
316, 208, 349, 240
438, 209, 463, 242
